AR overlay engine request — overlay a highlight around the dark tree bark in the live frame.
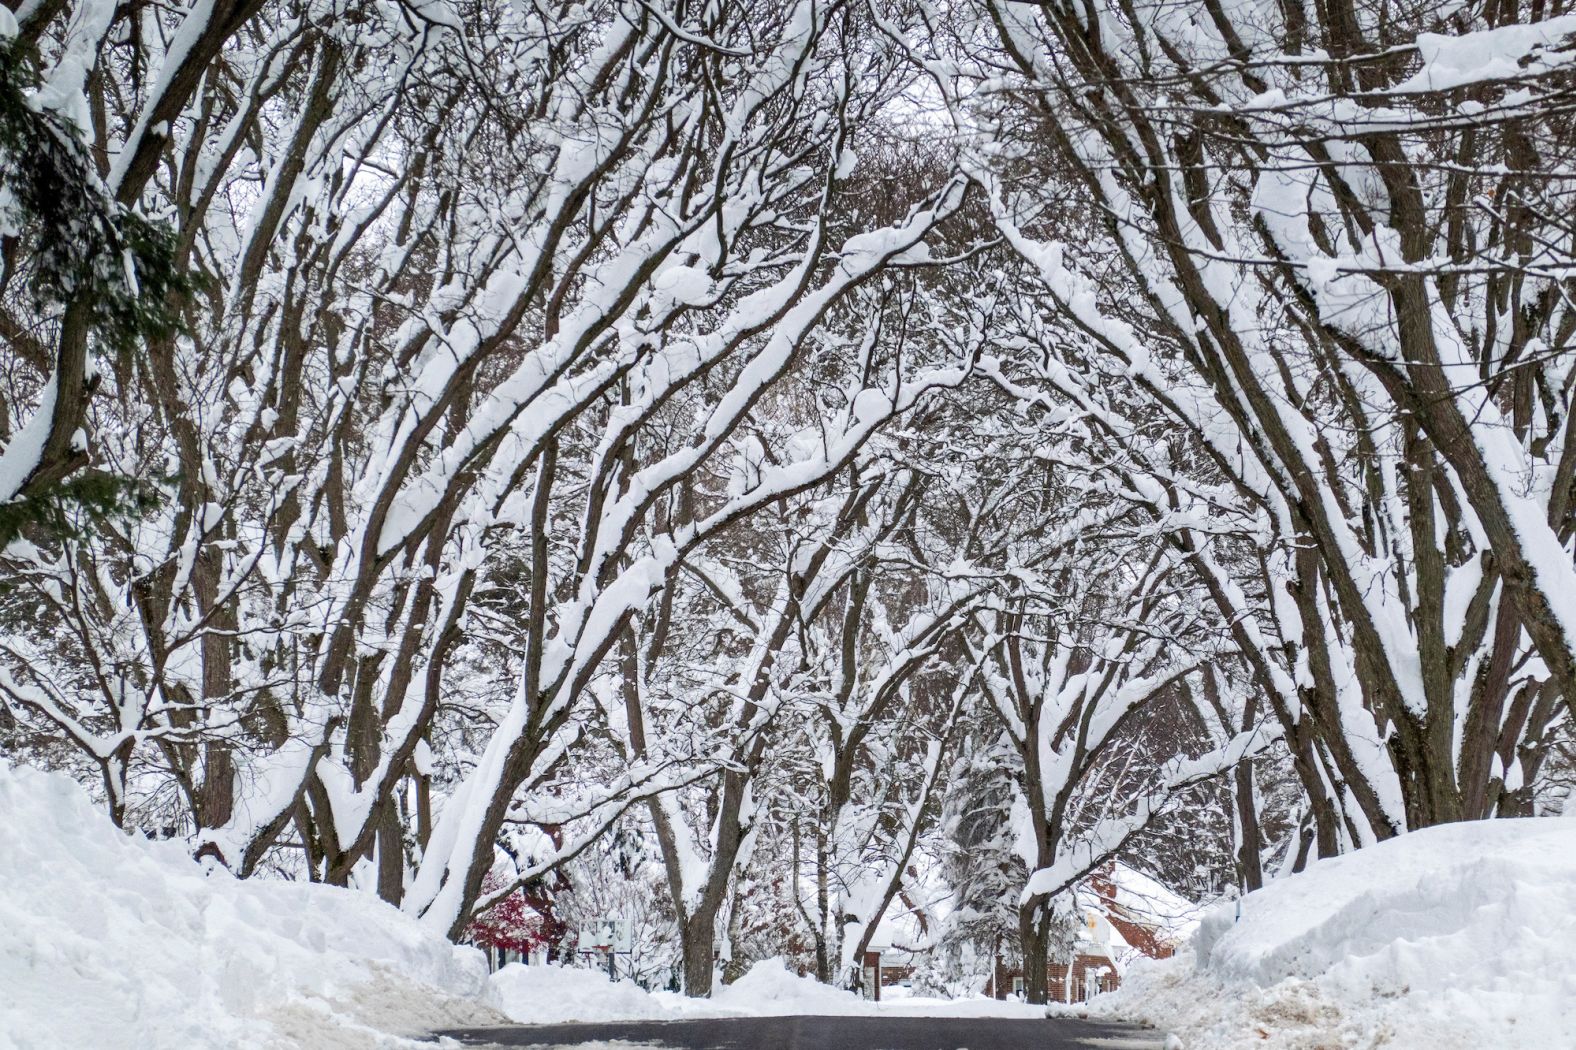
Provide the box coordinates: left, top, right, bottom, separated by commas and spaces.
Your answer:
1018, 898, 1052, 1005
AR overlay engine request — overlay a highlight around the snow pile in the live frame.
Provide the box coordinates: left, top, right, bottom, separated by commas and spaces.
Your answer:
0, 762, 502, 1050
489, 963, 674, 1024
708, 959, 878, 1015
704, 960, 1045, 1018
491, 958, 1046, 1023
1090, 819, 1576, 1049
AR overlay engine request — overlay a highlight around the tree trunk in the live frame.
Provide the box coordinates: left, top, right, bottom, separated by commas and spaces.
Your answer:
195, 742, 235, 829
680, 909, 716, 997
1232, 760, 1264, 893
813, 831, 832, 984
377, 803, 404, 905
1018, 897, 1051, 1005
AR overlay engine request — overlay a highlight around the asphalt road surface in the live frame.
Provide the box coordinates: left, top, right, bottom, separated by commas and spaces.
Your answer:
438, 1015, 1164, 1050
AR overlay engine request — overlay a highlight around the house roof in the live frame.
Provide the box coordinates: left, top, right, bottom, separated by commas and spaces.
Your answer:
1081, 862, 1206, 967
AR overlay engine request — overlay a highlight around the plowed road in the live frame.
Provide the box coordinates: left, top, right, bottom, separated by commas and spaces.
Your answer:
439, 1015, 1165, 1049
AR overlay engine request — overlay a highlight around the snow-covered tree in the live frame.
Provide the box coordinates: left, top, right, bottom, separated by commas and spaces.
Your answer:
5, 0, 1575, 1005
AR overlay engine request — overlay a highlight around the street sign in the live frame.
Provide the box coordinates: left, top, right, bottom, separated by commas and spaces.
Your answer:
578, 919, 632, 954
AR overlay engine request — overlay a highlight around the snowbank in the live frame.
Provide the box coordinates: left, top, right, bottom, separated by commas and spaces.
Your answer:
489, 963, 674, 1023
708, 959, 887, 1015
706, 960, 1047, 1017
0, 762, 502, 1050
491, 958, 1046, 1023
1088, 819, 1576, 1049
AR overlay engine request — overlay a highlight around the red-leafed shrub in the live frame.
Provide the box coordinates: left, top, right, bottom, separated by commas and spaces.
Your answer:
466, 872, 549, 954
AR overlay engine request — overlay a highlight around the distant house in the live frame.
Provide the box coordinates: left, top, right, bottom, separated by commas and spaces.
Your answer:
985, 863, 1199, 1003
855, 865, 1196, 1002
857, 914, 928, 1001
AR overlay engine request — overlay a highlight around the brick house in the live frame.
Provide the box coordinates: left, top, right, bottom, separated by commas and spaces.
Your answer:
983, 863, 1191, 1003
